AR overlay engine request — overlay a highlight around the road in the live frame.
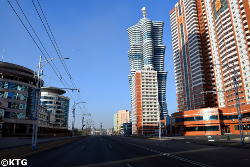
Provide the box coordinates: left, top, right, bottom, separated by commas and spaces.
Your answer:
26, 135, 250, 167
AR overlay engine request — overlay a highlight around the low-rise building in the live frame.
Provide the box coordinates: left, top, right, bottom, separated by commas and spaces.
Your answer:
170, 104, 250, 136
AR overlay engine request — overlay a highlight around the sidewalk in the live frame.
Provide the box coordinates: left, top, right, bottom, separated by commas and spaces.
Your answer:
0, 136, 87, 159
151, 134, 250, 148
0, 136, 75, 150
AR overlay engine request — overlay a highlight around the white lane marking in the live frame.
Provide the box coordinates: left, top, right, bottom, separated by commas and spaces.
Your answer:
127, 163, 133, 167
108, 145, 112, 149
81, 145, 85, 150
112, 138, 214, 167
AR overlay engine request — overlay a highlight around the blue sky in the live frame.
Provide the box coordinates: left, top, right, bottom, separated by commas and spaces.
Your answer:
0, 0, 179, 129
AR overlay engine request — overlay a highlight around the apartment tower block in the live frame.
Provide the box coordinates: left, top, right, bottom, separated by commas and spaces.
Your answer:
170, 0, 250, 111
128, 7, 168, 135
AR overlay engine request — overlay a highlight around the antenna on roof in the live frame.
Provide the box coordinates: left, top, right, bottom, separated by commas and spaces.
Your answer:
2, 49, 4, 62
141, 7, 147, 18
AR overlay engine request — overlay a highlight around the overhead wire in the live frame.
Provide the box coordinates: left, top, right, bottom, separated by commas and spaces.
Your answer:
33, 0, 88, 113
7, 0, 79, 103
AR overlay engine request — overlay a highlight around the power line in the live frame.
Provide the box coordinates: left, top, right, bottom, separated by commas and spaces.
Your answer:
7, 0, 79, 103
33, 0, 87, 112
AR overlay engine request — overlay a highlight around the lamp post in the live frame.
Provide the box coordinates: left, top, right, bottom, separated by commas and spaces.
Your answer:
159, 105, 162, 140
72, 102, 86, 138
82, 113, 91, 135
201, 63, 244, 145
32, 56, 69, 150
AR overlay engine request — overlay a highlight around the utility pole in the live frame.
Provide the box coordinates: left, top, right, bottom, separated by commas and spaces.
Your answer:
202, 63, 245, 145
72, 102, 86, 138
31, 56, 69, 150
32, 56, 42, 150
232, 63, 244, 145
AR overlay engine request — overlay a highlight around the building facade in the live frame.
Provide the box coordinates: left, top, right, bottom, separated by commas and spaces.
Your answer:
0, 62, 39, 135
170, 0, 250, 135
128, 7, 168, 120
127, 7, 168, 135
114, 113, 118, 133
170, 0, 250, 111
117, 110, 130, 132
131, 66, 160, 135
171, 105, 250, 136
40, 87, 70, 128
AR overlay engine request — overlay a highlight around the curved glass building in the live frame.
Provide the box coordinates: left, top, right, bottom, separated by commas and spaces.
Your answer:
0, 62, 38, 134
40, 87, 70, 128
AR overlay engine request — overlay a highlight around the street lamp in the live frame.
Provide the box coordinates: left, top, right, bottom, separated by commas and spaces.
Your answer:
72, 102, 86, 137
159, 105, 162, 140
82, 113, 91, 134
201, 63, 244, 145
32, 56, 69, 150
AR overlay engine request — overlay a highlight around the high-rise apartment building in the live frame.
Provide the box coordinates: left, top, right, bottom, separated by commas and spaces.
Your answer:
128, 7, 168, 121
170, 0, 250, 111
131, 66, 160, 135
127, 7, 168, 135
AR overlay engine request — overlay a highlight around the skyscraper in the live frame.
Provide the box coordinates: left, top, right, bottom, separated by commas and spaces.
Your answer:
127, 7, 168, 135
170, 0, 250, 110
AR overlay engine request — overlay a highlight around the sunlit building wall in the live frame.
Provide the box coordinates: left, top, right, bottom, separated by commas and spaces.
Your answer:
170, 0, 250, 111
127, 8, 168, 121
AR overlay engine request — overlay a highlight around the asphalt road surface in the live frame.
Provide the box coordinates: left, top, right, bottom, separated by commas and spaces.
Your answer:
26, 135, 250, 167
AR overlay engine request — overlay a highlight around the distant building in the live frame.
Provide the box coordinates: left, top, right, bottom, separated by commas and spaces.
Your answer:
113, 110, 130, 134
123, 122, 132, 135
40, 86, 70, 128
114, 113, 118, 133
0, 62, 41, 135
117, 110, 130, 132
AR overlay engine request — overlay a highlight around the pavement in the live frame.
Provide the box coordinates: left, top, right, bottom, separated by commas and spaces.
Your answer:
0, 136, 86, 160
23, 135, 250, 167
0, 136, 76, 150
149, 134, 250, 148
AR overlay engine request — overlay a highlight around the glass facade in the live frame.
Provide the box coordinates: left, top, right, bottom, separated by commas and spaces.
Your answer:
0, 81, 29, 92
4, 111, 26, 119
40, 95, 69, 128
0, 81, 36, 120
174, 115, 218, 123
183, 126, 219, 132
0, 108, 4, 122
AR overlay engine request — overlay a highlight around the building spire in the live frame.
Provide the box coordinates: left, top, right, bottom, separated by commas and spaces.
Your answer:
141, 7, 147, 18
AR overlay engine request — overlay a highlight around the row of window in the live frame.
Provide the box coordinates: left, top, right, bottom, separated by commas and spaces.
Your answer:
174, 115, 218, 123
4, 111, 26, 119
41, 96, 67, 101
182, 126, 219, 132
0, 91, 27, 101
0, 81, 30, 92
8, 102, 26, 110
